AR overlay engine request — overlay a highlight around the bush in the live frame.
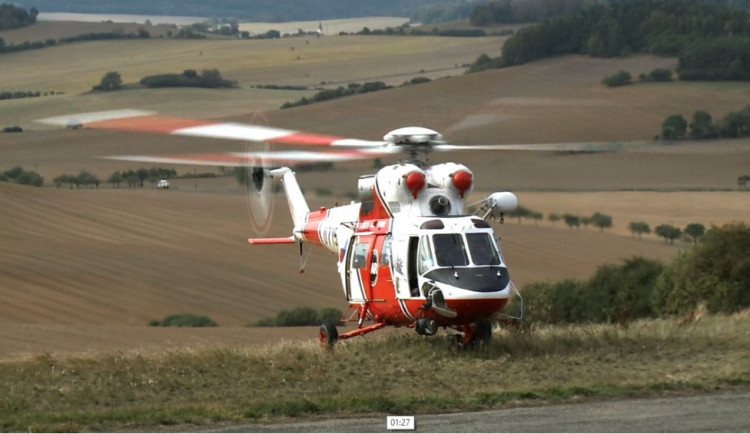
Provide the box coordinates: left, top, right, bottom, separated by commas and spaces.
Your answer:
653, 223, 750, 315
648, 68, 673, 82
2, 166, 43, 186
521, 257, 664, 326
150, 313, 218, 327
602, 71, 632, 87
93, 71, 122, 91
3, 126, 22, 133
253, 306, 343, 327
661, 114, 688, 140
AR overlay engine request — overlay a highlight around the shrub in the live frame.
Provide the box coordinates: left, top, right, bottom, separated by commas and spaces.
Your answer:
150, 313, 218, 327
648, 68, 673, 81
661, 114, 688, 140
2, 166, 43, 186
253, 306, 343, 327
602, 71, 632, 87
653, 223, 750, 315
689, 110, 718, 139
3, 126, 22, 133
93, 71, 122, 91
521, 257, 664, 326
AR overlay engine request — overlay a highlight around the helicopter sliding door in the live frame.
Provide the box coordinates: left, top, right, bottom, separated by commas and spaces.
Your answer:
345, 235, 370, 303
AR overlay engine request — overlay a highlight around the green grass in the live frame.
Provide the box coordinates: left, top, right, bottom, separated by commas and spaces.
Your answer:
1, 313, 749, 431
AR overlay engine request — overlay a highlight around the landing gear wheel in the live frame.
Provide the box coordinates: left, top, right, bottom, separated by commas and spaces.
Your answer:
319, 323, 339, 348
415, 318, 438, 336
471, 320, 493, 351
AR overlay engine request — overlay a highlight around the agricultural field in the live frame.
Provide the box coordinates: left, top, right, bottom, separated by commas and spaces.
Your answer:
1, 19, 749, 362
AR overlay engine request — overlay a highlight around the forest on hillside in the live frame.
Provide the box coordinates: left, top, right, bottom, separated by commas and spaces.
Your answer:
470, 0, 750, 81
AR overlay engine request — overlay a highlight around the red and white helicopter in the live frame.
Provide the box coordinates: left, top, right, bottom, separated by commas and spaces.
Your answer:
39, 109, 611, 348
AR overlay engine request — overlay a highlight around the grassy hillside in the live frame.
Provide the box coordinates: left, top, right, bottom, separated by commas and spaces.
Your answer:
1, 313, 748, 431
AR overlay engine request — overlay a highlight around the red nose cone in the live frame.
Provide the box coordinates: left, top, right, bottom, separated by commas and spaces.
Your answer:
405, 172, 425, 199
452, 170, 472, 197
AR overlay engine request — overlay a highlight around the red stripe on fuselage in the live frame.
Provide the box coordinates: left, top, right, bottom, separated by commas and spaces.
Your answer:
301, 208, 327, 246
87, 115, 214, 134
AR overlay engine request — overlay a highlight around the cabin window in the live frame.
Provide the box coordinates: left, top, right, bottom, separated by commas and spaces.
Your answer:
351, 242, 369, 269
466, 233, 501, 266
433, 233, 469, 267
417, 235, 435, 275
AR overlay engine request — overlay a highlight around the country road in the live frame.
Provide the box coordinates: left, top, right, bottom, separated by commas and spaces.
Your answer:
211, 390, 750, 433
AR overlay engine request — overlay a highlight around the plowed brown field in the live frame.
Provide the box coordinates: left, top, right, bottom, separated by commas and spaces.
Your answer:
1, 26, 748, 360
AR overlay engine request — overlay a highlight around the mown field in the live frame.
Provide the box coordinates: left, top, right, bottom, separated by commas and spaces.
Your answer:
0, 313, 748, 432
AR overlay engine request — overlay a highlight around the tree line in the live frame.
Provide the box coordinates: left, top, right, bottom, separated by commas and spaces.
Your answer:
519, 222, 750, 326
509, 206, 614, 231
53, 167, 178, 189
470, 0, 750, 80
660, 105, 750, 140
92, 69, 237, 92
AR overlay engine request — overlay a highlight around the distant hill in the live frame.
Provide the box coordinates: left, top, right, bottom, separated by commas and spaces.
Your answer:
11, 0, 449, 21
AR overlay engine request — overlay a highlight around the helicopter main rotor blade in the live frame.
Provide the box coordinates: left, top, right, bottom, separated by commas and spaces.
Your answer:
432, 142, 623, 152
99, 149, 386, 167
37, 109, 388, 149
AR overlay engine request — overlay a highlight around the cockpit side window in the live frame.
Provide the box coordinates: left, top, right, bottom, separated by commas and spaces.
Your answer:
433, 233, 469, 267
466, 233, 501, 266
417, 235, 435, 275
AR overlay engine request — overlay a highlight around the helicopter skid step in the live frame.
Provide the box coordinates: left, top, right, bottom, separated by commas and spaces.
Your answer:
337, 322, 387, 340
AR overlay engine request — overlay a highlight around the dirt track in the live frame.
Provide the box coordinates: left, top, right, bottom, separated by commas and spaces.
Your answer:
219, 390, 750, 433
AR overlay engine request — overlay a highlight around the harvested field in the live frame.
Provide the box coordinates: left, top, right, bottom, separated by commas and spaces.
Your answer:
1, 24, 749, 360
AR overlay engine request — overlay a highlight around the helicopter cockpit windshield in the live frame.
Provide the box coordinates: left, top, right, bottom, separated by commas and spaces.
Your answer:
415, 231, 509, 293
417, 232, 502, 273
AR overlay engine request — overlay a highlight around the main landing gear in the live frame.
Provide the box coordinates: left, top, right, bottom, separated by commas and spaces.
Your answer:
319, 303, 386, 349
450, 319, 493, 351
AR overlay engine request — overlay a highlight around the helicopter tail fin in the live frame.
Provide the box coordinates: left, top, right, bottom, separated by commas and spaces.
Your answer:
269, 167, 310, 233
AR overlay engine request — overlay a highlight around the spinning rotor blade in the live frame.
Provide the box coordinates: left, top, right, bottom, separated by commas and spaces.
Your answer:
99, 149, 386, 167
37, 109, 388, 148
432, 142, 622, 152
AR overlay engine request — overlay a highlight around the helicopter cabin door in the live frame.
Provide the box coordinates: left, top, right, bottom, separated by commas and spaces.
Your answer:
345, 235, 373, 303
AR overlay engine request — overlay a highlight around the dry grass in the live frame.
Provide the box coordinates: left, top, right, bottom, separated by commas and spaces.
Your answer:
0, 313, 747, 431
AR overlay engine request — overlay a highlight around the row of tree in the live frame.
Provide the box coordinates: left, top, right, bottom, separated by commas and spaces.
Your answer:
520, 222, 750, 326
629, 221, 706, 245
52, 168, 178, 189
139, 69, 237, 89
509, 207, 615, 231
281, 81, 391, 109
0, 90, 61, 100
601, 68, 673, 87
660, 105, 750, 140
470, 0, 750, 80
0, 29, 151, 56
0, 166, 43, 186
